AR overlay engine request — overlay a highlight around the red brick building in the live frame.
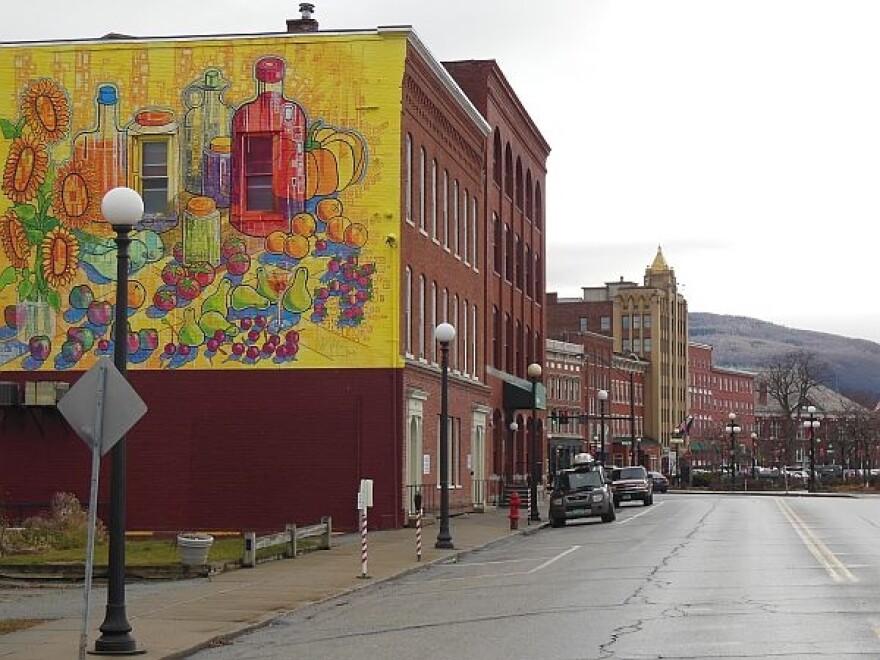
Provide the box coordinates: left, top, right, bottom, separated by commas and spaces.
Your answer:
0, 15, 548, 533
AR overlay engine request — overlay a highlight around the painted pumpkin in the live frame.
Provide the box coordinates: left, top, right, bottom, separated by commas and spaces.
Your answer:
304, 121, 367, 198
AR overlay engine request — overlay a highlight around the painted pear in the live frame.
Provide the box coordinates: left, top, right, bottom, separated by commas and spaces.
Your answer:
282, 267, 313, 314
178, 308, 206, 347
198, 310, 237, 338
255, 266, 280, 301
230, 284, 270, 311
201, 279, 232, 316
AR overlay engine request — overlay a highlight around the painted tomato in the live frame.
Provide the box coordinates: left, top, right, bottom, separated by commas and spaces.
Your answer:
153, 288, 177, 312
176, 277, 202, 301
162, 262, 187, 286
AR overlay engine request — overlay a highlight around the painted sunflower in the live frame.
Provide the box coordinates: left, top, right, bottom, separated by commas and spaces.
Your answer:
20, 79, 70, 144
0, 209, 32, 269
2, 132, 49, 204
40, 226, 80, 288
52, 159, 100, 229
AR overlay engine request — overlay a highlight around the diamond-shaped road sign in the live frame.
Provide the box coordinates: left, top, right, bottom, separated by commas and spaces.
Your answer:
57, 356, 147, 455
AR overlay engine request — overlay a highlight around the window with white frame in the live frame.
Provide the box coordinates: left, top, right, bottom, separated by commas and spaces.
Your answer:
404, 266, 412, 355
418, 274, 426, 358
443, 171, 449, 249
431, 159, 438, 240
453, 179, 460, 257
472, 304, 478, 377
472, 196, 479, 269
404, 134, 412, 224
462, 189, 469, 264
452, 294, 459, 369
462, 298, 469, 374
418, 147, 426, 232
431, 281, 437, 362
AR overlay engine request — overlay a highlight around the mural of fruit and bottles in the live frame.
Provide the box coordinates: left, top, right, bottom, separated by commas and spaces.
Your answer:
0, 50, 384, 371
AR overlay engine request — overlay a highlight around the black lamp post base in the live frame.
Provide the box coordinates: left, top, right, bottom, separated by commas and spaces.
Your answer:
90, 635, 146, 656
435, 536, 454, 550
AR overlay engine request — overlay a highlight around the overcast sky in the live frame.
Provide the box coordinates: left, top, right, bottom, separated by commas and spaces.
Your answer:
7, 0, 880, 342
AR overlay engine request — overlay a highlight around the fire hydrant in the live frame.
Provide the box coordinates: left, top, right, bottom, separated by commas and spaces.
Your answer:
508, 491, 521, 530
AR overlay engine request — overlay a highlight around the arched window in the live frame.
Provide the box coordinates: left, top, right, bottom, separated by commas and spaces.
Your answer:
404, 134, 412, 223
505, 313, 513, 373
525, 244, 532, 298
515, 234, 523, 289
472, 304, 478, 377
493, 129, 502, 185
443, 170, 449, 249
535, 182, 543, 229
431, 281, 438, 362
418, 147, 426, 231
515, 157, 523, 209
462, 297, 469, 374
453, 179, 460, 256
452, 294, 459, 370
516, 319, 523, 377
505, 225, 513, 281
535, 253, 543, 303
431, 158, 438, 239
462, 188, 469, 264
493, 213, 502, 274
504, 143, 513, 198
418, 274, 425, 358
525, 169, 533, 218
404, 266, 412, 355
493, 306, 501, 369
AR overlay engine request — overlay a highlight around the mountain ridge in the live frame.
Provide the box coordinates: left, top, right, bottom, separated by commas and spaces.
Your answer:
689, 312, 880, 401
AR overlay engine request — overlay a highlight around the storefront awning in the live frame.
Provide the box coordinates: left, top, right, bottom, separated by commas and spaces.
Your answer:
502, 376, 546, 412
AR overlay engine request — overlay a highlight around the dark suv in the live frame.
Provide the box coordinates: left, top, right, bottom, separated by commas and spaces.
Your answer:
548, 453, 616, 527
611, 466, 654, 506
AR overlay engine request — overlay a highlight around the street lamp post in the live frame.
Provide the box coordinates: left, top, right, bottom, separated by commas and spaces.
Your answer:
751, 432, 758, 478
803, 405, 820, 493
670, 430, 684, 487
726, 412, 741, 492
527, 362, 542, 523
434, 322, 456, 549
597, 389, 609, 465
95, 187, 144, 655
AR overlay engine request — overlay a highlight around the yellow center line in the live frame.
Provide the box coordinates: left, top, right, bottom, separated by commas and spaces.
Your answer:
777, 498, 857, 583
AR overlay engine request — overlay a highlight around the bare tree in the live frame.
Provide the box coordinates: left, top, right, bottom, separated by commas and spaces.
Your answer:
759, 350, 828, 464
835, 403, 880, 484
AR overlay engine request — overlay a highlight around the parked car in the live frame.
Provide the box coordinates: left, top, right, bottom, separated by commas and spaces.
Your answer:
548, 453, 616, 527
648, 471, 669, 493
611, 465, 654, 506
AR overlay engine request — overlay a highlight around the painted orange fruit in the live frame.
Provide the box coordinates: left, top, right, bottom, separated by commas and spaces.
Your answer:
343, 222, 368, 248
127, 280, 147, 309
326, 215, 350, 243
316, 198, 343, 223
284, 234, 310, 259
291, 212, 317, 237
265, 230, 287, 254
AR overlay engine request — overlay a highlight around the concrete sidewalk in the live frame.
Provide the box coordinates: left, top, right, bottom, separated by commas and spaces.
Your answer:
0, 507, 539, 659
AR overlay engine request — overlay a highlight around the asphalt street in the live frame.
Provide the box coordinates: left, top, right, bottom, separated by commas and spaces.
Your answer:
191, 493, 880, 660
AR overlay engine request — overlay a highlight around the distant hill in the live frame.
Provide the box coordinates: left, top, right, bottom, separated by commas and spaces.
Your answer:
689, 313, 880, 401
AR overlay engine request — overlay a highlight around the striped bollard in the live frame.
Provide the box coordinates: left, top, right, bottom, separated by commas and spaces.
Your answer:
416, 507, 423, 561
527, 488, 532, 525
358, 507, 371, 579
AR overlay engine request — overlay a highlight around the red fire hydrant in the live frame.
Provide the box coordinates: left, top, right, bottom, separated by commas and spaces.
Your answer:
508, 491, 520, 530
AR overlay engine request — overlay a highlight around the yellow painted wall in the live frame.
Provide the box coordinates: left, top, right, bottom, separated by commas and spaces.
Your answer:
0, 34, 404, 370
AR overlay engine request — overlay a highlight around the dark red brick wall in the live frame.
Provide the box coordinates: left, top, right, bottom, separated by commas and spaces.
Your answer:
0, 368, 402, 533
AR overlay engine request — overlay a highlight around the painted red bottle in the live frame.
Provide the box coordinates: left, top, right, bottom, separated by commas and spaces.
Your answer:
230, 56, 307, 237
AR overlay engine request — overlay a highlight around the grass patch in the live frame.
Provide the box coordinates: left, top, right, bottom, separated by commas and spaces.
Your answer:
0, 536, 324, 567
0, 619, 47, 635
0, 537, 245, 567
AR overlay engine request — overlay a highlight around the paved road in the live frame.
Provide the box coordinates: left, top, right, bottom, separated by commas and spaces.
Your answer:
191, 494, 880, 659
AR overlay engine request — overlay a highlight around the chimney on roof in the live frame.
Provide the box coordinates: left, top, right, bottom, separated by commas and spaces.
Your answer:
287, 3, 319, 33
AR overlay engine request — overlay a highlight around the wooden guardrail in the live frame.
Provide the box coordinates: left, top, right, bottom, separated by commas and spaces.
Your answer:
241, 516, 332, 568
